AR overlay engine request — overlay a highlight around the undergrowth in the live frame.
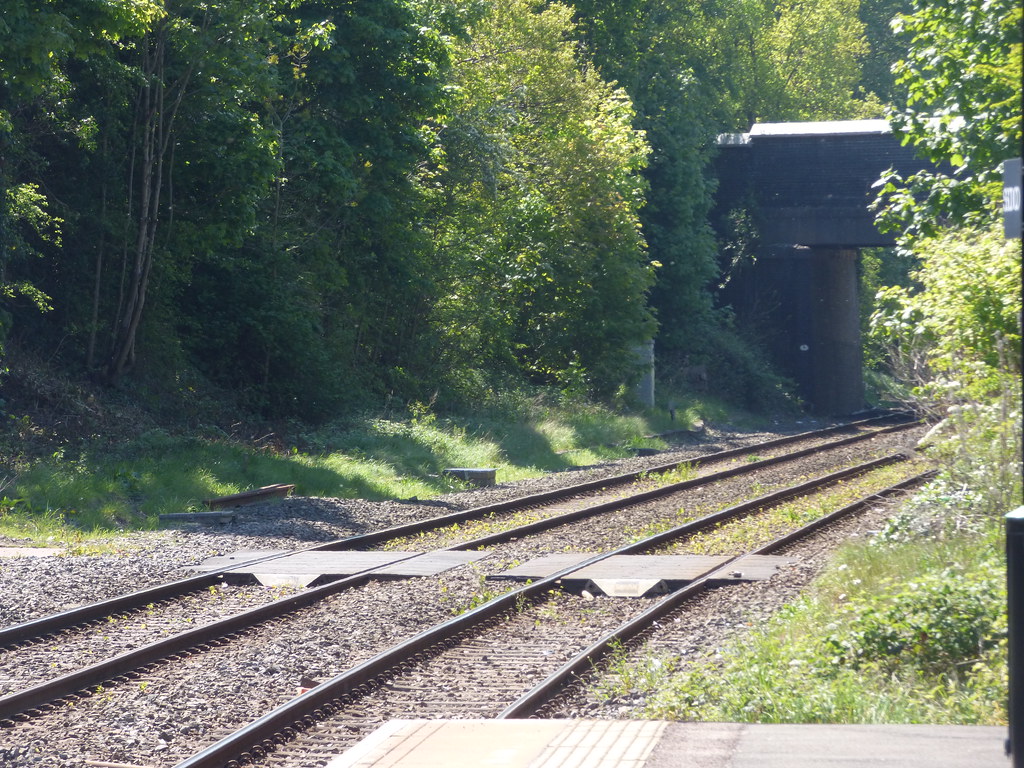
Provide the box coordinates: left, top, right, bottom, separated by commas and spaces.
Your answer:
593, 359, 1018, 727
631, 519, 1005, 725
0, 389, 731, 542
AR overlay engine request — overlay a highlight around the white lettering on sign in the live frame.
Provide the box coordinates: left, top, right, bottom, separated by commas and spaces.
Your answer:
1005, 184, 1021, 214
1005, 158, 1022, 239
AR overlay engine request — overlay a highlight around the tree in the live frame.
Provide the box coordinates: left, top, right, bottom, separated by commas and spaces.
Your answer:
858, 0, 912, 105
179, 0, 452, 416
422, 0, 654, 396
873, 0, 1023, 242
869, 0, 1022, 516
0, 0, 158, 358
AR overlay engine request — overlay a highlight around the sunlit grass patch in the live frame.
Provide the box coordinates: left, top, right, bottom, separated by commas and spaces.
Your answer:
666, 460, 929, 555
1, 396, 691, 543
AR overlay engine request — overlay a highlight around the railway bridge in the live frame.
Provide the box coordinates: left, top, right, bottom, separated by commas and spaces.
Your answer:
712, 119, 939, 414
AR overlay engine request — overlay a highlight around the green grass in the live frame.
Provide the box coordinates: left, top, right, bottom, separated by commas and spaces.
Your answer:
0, 397, 718, 543
595, 504, 1006, 726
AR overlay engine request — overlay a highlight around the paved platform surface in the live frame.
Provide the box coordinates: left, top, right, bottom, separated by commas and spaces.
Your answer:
325, 719, 1009, 768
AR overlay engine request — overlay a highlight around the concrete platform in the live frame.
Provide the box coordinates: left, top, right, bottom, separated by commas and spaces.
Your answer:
325, 719, 1009, 768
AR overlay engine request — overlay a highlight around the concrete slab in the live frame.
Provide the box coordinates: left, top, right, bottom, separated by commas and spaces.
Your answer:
188, 550, 291, 570
443, 468, 498, 487
325, 720, 666, 768
372, 551, 490, 577
0, 546, 63, 558
192, 550, 490, 581
322, 720, 1009, 768
491, 555, 794, 587
491, 554, 595, 581
723, 723, 1008, 768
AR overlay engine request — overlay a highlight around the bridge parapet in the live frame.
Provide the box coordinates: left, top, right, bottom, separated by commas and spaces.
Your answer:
714, 120, 935, 248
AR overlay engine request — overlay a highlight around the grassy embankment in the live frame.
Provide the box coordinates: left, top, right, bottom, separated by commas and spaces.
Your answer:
0, 394, 720, 545
592, 399, 1018, 727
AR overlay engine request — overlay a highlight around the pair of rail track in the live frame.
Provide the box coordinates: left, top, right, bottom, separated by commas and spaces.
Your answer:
0, 414, 930, 767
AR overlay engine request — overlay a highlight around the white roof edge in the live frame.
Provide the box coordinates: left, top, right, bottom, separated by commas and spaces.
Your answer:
747, 119, 892, 137
716, 132, 751, 146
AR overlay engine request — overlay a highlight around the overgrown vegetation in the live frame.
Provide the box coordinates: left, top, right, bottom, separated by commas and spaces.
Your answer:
602, 523, 1005, 725
0, 0, 898, 418
590, 0, 1021, 727
0, 382, 723, 542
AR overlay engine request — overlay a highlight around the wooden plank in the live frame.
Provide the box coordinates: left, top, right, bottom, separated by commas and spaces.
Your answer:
204, 484, 295, 509
159, 511, 237, 524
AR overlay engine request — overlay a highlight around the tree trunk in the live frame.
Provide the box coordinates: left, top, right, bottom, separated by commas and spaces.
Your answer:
106, 19, 198, 381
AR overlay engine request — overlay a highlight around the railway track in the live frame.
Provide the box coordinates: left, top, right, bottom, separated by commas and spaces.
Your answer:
0, 418, 916, 699
0, 413, 911, 655
176, 471, 932, 768
0, 415, 928, 766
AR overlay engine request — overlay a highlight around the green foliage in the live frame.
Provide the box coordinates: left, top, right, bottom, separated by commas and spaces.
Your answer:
421, 0, 654, 396
870, 226, 1021, 405
0, 392, 676, 539
824, 562, 1005, 675
0, 184, 57, 344
637, 525, 1006, 725
570, 0, 728, 358
873, 0, 1022, 240
0, 0, 897, 421
858, 0, 912, 105
746, 0, 882, 121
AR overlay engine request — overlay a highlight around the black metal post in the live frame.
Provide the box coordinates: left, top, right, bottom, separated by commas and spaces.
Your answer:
1007, 507, 1024, 765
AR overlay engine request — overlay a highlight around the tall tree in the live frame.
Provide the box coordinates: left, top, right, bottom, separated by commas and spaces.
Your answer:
0, 0, 157, 357
566, 0, 740, 360
179, 0, 452, 415
422, 0, 654, 396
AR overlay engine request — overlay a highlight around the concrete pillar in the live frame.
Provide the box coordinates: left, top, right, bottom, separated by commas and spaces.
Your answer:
634, 340, 655, 407
809, 248, 864, 414
737, 245, 864, 415
742, 246, 815, 404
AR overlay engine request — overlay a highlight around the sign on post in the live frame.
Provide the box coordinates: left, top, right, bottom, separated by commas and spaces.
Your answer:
1005, 158, 1022, 239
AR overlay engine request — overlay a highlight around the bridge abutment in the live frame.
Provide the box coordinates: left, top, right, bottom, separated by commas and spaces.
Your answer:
809, 248, 864, 414
751, 246, 863, 415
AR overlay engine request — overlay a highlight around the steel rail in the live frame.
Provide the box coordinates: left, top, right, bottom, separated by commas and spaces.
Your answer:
171, 452, 917, 768
0, 414, 913, 649
320, 412, 912, 550
443, 424, 915, 551
0, 440, 914, 723
497, 471, 936, 719
0, 552, 420, 721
